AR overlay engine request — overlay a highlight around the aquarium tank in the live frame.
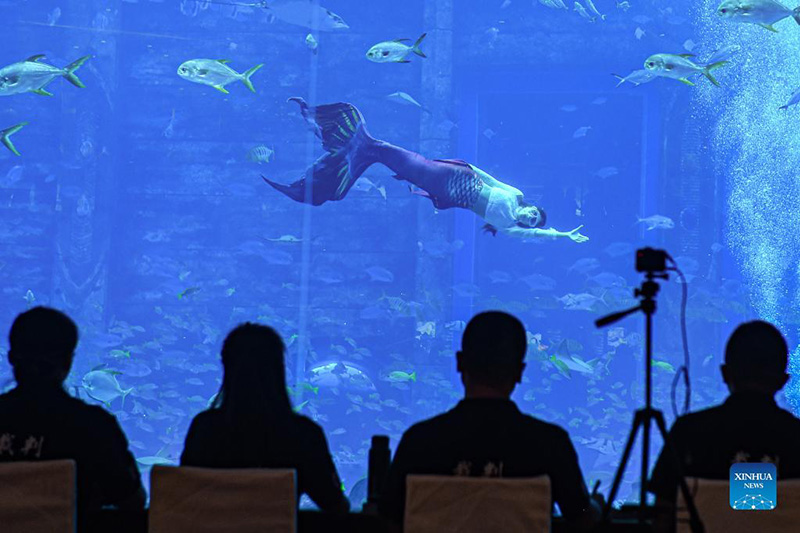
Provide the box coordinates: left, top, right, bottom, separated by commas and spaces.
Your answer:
1, 0, 797, 508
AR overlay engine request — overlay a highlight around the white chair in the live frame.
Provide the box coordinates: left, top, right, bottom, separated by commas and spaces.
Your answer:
148, 466, 296, 533
0, 459, 76, 533
677, 478, 800, 532
404, 475, 551, 533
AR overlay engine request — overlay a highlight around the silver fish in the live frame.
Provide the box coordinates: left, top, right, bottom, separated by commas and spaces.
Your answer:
266, 0, 349, 31
177, 59, 263, 94
367, 34, 427, 63
717, 0, 800, 32
0, 54, 90, 97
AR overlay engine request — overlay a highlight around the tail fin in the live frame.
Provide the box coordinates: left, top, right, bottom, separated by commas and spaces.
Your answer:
264, 98, 378, 205
63, 56, 90, 88
794, 6, 800, 24
121, 388, 133, 410
241, 63, 264, 93
1, 122, 28, 157
703, 61, 727, 87
412, 33, 427, 58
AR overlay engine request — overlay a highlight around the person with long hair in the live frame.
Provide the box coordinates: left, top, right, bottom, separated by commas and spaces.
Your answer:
262, 98, 589, 243
181, 323, 349, 513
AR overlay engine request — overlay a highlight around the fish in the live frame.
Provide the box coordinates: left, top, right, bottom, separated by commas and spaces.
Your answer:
82, 369, 133, 407
47, 7, 62, 26
652, 359, 676, 373
305, 33, 319, 54
266, 234, 303, 243
707, 44, 741, 64
574, 2, 594, 20
0, 54, 90, 96
604, 242, 633, 257
780, 87, 800, 110
177, 59, 263, 94
247, 145, 274, 163
643, 53, 727, 87
637, 214, 675, 230
23, 289, 35, 307
683, 39, 696, 52
367, 33, 427, 63
585, 0, 607, 20
614, 69, 657, 87
265, 0, 349, 31
416, 321, 436, 337
560, 104, 578, 112
387, 91, 426, 110
717, 0, 800, 32
1, 122, 28, 156
573, 126, 591, 139
595, 166, 619, 179
178, 286, 201, 300
365, 266, 394, 283
557, 292, 607, 311
352, 177, 387, 199
568, 258, 601, 275
488, 270, 512, 283
385, 371, 416, 383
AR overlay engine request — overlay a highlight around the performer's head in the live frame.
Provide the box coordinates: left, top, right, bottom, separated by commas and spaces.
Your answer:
722, 320, 789, 396
517, 203, 547, 229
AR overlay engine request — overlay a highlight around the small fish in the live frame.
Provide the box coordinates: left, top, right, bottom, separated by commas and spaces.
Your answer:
1, 122, 28, 157
305, 33, 319, 54
560, 104, 578, 112
635, 27, 646, 39
574, 2, 595, 21
717, 0, 800, 32
109, 349, 132, 359
613, 69, 657, 87
265, 0, 349, 31
595, 166, 619, 179
177, 59, 263, 94
521, 273, 557, 291
780, 87, 800, 110
0, 54, 90, 97
266, 234, 303, 242
644, 54, 727, 87
387, 91, 426, 110
293, 400, 310, 413
83, 369, 133, 407
416, 321, 436, 337
483, 128, 496, 139
652, 359, 676, 373
23, 289, 35, 307
585, 0, 607, 20
365, 266, 394, 283
247, 145, 275, 164
637, 214, 675, 230
683, 39, 696, 52
47, 7, 62, 26
557, 292, 607, 311
573, 126, 591, 139
386, 371, 417, 383
178, 286, 201, 300
136, 456, 173, 467
367, 33, 427, 63
568, 258, 600, 274
488, 270, 512, 283
617, 0, 631, 10
707, 44, 741, 64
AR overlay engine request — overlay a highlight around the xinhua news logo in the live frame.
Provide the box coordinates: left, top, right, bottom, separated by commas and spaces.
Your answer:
730, 463, 777, 511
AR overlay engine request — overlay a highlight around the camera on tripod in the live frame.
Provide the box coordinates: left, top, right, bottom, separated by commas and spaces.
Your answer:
636, 247, 668, 274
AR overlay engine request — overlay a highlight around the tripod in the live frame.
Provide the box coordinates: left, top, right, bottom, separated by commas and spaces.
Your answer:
595, 271, 703, 532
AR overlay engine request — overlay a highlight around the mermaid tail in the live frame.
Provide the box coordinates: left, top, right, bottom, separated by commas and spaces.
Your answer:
262, 98, 378, 205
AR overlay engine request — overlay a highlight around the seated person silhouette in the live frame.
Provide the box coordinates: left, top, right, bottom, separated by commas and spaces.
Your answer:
181, 323, 349, 513
0, 307, 145, 527
379, 311, 600, 527
650, 320, 800, 509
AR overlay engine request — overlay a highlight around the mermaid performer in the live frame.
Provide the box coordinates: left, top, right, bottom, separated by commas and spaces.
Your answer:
263, 98, 588, 243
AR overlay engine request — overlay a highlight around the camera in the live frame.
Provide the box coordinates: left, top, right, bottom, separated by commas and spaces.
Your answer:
636, 247, 668, 273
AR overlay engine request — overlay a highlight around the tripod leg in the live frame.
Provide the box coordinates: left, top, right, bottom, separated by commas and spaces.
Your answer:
653, 412, 704, 533
603, 410, 643, 520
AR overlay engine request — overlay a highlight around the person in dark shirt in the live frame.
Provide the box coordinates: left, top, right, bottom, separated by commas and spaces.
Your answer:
181, 323, 349, 513
0, 307, 145, 528
380, 311, 600, 527
649, 320, 800, 510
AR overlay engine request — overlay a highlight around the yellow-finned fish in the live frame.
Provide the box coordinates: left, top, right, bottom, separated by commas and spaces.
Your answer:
644, 53, 728, 87
177, 59, 263, 94
717, 0, 800, 32
366, 33, 427, 63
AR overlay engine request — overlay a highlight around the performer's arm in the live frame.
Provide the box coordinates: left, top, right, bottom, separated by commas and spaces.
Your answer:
501, 225, 589, 243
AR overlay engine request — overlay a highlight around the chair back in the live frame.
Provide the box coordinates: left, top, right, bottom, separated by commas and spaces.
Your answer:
148, 466, 296, 533
404, 475, 551, 533
677, 477, 800, 532
0, 459, 76, 533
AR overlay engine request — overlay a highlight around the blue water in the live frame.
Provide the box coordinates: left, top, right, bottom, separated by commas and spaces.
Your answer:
0, 0, 793, 506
